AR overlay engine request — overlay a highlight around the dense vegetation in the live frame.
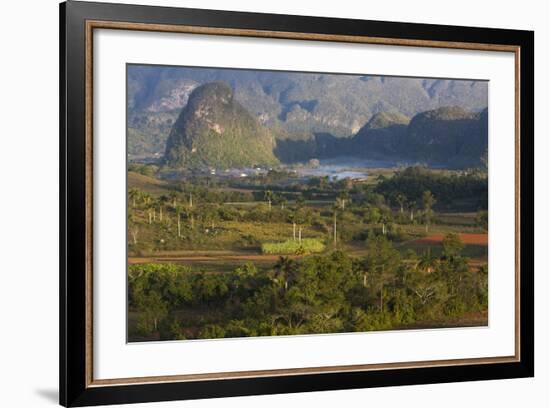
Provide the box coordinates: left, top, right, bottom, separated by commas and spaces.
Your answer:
164, 82, 278, 168
375, 166, 488, 211
129, 234, 487, 341
127, 165, 489, 341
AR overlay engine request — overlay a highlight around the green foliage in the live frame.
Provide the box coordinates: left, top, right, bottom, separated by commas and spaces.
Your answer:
164, 82, 278, 169
128, 243, 488, 341
128, 163, 158, 177
261, 239, 325, 255
442, 233, 465, 258
376, 166, 488, 211
476, 210, 489, 231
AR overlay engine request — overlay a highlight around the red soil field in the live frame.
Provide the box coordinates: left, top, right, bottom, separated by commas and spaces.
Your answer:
412, 233, 488, 246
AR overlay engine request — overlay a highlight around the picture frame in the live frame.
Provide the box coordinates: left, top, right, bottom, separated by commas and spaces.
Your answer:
60, 0, 534, 406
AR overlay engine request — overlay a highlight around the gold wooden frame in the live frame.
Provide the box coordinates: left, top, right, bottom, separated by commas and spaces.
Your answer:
84, 20, 521, 388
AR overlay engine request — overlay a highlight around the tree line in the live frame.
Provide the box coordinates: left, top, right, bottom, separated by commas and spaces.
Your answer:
128, 233, 488, 341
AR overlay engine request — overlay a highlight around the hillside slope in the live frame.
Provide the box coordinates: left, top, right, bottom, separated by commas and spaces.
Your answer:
164, 82, 278, 169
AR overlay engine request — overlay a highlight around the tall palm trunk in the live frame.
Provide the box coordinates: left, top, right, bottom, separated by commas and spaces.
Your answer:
333, 213, 337, 244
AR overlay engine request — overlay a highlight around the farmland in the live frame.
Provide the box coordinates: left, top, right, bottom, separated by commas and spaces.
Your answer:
127, 165, 489, 341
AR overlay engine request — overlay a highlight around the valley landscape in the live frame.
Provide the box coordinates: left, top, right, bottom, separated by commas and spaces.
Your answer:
127, 65, 489, 342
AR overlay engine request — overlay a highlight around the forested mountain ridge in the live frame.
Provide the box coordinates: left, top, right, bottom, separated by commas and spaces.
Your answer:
128, 66, 488, 158
348, 107, 488, 167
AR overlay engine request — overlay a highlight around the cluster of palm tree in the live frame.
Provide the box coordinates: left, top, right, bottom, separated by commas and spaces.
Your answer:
388, 190, 437, 232
128, 188, 199, 243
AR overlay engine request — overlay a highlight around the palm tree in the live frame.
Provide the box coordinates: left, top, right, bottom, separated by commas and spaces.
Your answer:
418, 249, 438, 273
408, 200, 416, 223
422, 191, 436, 233
332, 203, 339, 245
158, 195, 169, 222
141, 192, 152, 206
337, 191, 349, 210
278, 196, 288, 210
169, 191, 178, 208
146, 202, 153, 224
273, 256, 296, 292
395, 193, 407, 214
288, 213, 297, 241
175, 205, 183, 238
380, 214, 388, 235
264, 190, 273, 211
128, 188, 140, 208
128, 213, 139, 244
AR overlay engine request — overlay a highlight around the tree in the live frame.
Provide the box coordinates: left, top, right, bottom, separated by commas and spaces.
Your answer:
380, 214, 388, 235
476, 210, 488, 231
146, 202, 154, 224
395, 193, 407, 214
135, 291, 168, 333
363, 236, 401, 312
158, 195, 169, 222
128, 212, 139, 244
203, 205, 220, 230
264, 190, 273, 211
129, 188, 140, 208
175, 205, 183, 238
295, 193, 305, 210
332, 203, 339, 245
408, 200, 416, 222
130, 224, 139, 245
337, 190, 349, 210
169, 191, 178, 208
288, 213, 297, 241
418, 249, 438, 273
141, 192, 152, 206
422, 190, 436, 233
442, 233, 465, 260
273, 256, 297, 292
275, 195, 288, 210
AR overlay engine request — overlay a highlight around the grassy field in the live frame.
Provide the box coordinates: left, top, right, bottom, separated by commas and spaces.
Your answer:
127, 170, 488, 264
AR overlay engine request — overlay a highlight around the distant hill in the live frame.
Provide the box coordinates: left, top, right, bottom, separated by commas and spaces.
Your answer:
164, 82, 278, 169
351, 112, 410, 158
127, 65, 488, 157
350, 107, 488, 167
403, 106, 488, 166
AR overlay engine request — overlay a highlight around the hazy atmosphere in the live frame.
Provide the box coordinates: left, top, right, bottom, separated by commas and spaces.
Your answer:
126, 64, 489, 342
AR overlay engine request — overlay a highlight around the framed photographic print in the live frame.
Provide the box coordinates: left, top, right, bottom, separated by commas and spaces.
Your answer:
60, 0, 534, 406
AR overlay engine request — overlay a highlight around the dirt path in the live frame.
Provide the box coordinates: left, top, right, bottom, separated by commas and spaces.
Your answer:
128, 253, 302, 264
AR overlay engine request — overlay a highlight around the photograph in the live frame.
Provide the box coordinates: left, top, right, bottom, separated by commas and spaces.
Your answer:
126, 65, 490, 342
55, 1, 534, 405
